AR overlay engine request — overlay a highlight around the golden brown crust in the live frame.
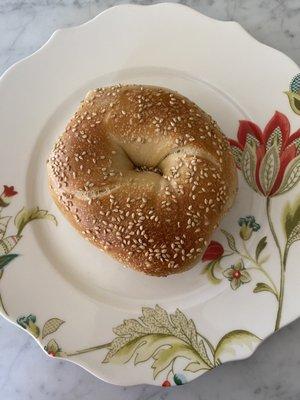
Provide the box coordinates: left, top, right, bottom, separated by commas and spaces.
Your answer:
47, 84, 237, 276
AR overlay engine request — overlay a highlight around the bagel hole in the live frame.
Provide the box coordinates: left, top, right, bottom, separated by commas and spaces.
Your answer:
118, 143, 164, 176
134, 164, 163, 176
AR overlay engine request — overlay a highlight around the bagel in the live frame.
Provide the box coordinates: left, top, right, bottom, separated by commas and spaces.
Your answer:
47, 84, 237, 276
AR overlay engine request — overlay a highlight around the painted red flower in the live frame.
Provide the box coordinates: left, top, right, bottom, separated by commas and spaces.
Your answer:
3, 185, 18, 197
202, 241, 224, 261
229, 111, 300, 196
0, 185, 18, 207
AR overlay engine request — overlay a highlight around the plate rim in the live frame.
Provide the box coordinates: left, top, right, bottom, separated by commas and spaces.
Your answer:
0, 2, 300, 387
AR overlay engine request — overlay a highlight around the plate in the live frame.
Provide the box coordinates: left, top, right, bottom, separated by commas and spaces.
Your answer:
1, 3, 300, 387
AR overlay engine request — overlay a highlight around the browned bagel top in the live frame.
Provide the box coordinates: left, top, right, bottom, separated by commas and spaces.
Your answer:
48, 84, 237, 276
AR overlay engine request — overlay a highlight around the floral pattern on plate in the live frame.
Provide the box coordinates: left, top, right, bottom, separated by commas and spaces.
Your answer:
229, 111, 300, 330
5, 109, 300, 385
0, 185, 57, 315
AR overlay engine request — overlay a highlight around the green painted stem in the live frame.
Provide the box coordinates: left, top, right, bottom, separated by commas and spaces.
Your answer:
0, 292, 8, 316
241, 240, 251, 259
283, 246, 289, 272
223, 252, 234, 258
241, 240, 278, 296
266, 197, 285, 331
66, 342, 112, 357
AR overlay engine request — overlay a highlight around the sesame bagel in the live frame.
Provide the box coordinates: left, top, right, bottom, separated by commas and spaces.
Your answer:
47, 84, 237, 276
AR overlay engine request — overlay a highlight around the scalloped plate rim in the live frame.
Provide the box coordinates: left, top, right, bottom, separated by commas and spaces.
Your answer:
0, 3, 299, 387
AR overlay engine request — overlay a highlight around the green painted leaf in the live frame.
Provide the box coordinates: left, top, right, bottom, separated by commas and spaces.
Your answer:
287, 225, 300, 249
259, 143, 280, 195
253, 282, 277, 298
215, 330, 261, 363
283, 199, 300, 238
255, 237, 267, 262
28, 320, 40, 338
169, 309, 211, 366
106, 335, 205, 379
184, 361, 209, 373
46, 339, 60, 354
152, 341, 196, 378
42, 318, 65, 339
221, 229, 237, 252
282, 197, 300, 250
241, 143, 259, 193
230, 145, 243, 169
203, 259, 222, 284
0, 254, 18, 269
277, 155, 300, 195
266, 127, 284, 152
104, 334, 169, 364
0, 235, 20, 256
102, 305, 214, 378
246, 134, 261, 148
0, 217, 11, 240
286, 91, 300, 115
14, 207, 57, 236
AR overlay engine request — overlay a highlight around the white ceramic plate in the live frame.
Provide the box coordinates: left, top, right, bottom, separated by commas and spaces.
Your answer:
1, 3, 300, 387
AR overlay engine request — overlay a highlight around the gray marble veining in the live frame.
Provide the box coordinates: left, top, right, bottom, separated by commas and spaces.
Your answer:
0, 1, 300, 399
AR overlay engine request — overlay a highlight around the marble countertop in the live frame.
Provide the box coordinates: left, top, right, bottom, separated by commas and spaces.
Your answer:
0, 1, 300, 399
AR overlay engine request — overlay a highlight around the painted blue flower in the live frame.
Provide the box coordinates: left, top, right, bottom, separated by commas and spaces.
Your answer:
17, 314, 40, 337
238, 216, 260, 240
